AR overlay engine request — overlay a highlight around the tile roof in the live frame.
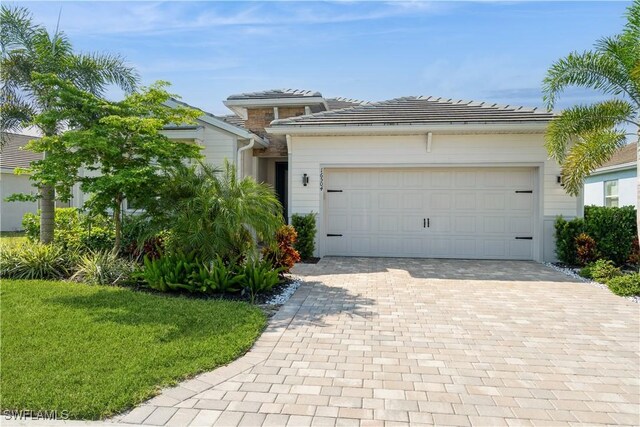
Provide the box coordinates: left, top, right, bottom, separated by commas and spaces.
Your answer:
227, 89, 322, 100
0, 132, 42, 170
325, 97, 369, 110
599, 142, 637, 169
271, 96, 555, 127
220, 114, 246, 129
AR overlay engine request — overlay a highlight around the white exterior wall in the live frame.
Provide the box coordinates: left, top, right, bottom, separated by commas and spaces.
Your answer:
584, 177, 637, 208
1, 172, 38, 231
288, 133, 577, 262
200, 126, 237, 168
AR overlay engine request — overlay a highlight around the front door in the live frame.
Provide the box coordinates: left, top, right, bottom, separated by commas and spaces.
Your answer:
275, 162, 288, 223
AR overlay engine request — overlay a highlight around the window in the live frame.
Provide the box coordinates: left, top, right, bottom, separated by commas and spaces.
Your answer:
604, 180, 619, 207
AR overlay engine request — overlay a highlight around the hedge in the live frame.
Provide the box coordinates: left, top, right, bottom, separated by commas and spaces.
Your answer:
555, 205, 637, 266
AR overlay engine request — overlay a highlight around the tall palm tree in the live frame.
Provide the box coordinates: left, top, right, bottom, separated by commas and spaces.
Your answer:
542, 1, 639, 207
0, 5, 139, 243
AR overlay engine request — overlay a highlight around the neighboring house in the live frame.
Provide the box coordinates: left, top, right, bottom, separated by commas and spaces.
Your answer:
0, 132, 42, 231
584, 142, 637, 209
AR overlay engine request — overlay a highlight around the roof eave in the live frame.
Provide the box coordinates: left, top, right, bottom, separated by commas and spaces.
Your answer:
266, 122, 549, 136
164, 99, 266, 146
592, 161, 637, 175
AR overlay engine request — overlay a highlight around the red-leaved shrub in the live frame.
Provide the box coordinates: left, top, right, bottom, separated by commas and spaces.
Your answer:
263, 225, 301, 274
575, 232, 598, 266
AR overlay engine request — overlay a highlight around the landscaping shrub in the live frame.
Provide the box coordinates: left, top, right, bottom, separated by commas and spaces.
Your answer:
0, 242, 70, 280
292, 213, 317, 260
242, 258, 281, 304
147, 162, 283, 262
554, 216, 585, 265
606, 273, 640, 296
584, 205, 636, 266
262, 225, 300, 274
627, 237, 640, 267
189, 257, 244, 294
575, 233, 598, 265
141, 251, 200, 293
580, 259, 622, 283
555, 206, 637, 266
71, 251, 137, 286
121, 215, 164, 261
23, 208, 114, 251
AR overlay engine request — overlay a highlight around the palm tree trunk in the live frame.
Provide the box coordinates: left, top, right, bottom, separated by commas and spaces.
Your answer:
39, 183, 55, 244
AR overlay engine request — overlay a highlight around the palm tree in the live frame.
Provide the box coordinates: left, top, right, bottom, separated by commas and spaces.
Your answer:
1, 5, 139, 243
148, 161, 284, 262
542, 1, 639, 203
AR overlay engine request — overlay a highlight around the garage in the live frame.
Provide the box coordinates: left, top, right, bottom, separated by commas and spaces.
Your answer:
323, 167, 537, 260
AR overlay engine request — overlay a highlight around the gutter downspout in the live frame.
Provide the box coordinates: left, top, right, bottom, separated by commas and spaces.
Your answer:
237, 138, 255, 179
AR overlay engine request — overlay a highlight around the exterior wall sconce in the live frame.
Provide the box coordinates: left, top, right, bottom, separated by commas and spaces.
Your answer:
303, 173, 309, 186
557, 175, 564, 187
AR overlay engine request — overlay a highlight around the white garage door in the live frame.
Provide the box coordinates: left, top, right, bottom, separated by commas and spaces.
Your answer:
324, 167, 536, 260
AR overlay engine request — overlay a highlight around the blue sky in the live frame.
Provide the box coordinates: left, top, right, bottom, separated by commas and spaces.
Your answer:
16, 1, 633, 115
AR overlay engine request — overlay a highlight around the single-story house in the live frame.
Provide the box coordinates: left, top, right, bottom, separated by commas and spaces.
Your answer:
167, 89, 576, 262
1, 89, 579, 262
584, 142, 637, 209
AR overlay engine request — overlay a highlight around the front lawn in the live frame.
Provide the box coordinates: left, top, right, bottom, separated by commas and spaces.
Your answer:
0, 280, 266, 420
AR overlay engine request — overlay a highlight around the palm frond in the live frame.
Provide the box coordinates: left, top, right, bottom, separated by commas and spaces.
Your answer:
0, 5, 40, 53
543, 50, 638, 109
545, 100, 635, 162
560, 129, 628, 196
68, 53, 139, 95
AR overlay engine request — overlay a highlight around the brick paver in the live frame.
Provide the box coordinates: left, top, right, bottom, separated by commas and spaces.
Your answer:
116, 258, 640, 426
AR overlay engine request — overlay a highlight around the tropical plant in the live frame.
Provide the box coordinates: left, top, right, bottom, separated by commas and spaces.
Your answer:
71, 250, 137, 286
203, 256, 245, 294
291, 213, 317, 260
9, 75, 202, 252
0, 241, 70, 279
141, 252, 200, 293
1, 5, 139, 243
607, 273, 640, 296
542, 1, 639, 204
241, 258, 281, 304
580, 259, 622, 283
575, 233, 598, 265
262, 225, 301, 274
148, 161, 283, 261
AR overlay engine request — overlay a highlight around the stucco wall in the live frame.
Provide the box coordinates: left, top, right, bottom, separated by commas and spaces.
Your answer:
584, 168, 637, 208
288, 132, 577, 261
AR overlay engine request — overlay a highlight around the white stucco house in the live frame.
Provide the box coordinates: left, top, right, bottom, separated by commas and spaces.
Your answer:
1, 89, 578, 262
584, 142, 637, 209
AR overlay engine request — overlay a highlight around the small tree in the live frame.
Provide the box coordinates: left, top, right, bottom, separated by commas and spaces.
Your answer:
13, 74, 202, 252
1, 5, 139, 243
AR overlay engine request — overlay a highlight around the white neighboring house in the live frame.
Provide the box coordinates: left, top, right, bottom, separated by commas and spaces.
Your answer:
0, 132, 43, 231
584, 142, 637, 209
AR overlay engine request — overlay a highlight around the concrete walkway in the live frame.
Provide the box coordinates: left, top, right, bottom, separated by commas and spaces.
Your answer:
117, 258, 640, 426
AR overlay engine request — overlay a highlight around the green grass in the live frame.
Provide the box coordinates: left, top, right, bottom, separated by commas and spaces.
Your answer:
0, 280, 266, 420
0, 231, 28, 247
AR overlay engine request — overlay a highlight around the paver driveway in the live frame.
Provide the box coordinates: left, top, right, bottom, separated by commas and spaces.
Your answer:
119, 258, 640, 426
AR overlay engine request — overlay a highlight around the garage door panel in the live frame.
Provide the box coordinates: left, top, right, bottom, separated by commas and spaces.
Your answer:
351, 215, 372, 232
429, 193, 452, 210
454, 193, 477, 210
324, 167, 535, 260
455, 171, 478, 188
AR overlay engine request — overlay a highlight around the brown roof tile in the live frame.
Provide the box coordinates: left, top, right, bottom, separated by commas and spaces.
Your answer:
271, 96, 555, 127
1, 132, 42, 170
